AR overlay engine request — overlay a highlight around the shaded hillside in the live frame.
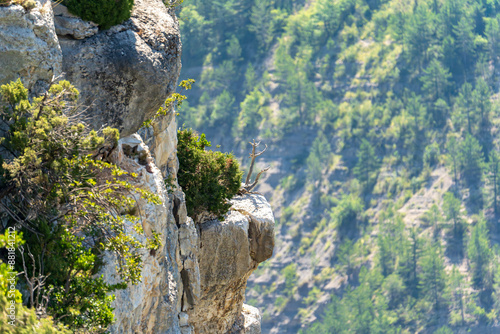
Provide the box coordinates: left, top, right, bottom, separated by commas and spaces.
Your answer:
178, 0, 500, 332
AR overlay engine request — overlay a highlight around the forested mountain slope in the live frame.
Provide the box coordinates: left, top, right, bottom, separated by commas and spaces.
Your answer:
178, 0, 500, 332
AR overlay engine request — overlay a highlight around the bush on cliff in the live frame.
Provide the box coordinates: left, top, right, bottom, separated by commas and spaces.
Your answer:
0, 79, 160, 332
64, 0, 134, 30
0, 232, 71, 333
176, 128, 242, 222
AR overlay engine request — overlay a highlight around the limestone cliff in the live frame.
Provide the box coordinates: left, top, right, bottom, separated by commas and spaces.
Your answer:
0, 0, 62, 95
0, 1, 275, 333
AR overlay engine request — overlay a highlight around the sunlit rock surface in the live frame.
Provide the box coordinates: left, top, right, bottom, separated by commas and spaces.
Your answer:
59, 0, 182, 136
0, 0, 62, 94
186, 194, 275, 334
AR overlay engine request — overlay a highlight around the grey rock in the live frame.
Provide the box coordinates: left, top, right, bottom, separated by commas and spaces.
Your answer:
240, 304, 262, 334
179, 312, 189, 327
187, 194, 275, 334
103, 134, 183, 334
231, 194, 275, 263
0, 0, 62, 94
139, 108, 177, 174
60, 0, 182, 137
178, 217, 201, 311
53, 4, 98, 39
229, 304, 262, 334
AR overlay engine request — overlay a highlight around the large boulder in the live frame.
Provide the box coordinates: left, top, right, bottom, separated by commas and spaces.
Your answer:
0, 0, 62, 94
59, 0, 182, 137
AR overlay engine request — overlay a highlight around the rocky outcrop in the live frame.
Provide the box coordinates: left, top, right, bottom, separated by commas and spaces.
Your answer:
0, 0, 62, 94
232, 304, 262, 334
100, 133, 275, 334
186, 194, 275, 334
102, 134, 186, 334
59, 0, 182, 136
52, 4, 98, 40
139, 109, 178, 175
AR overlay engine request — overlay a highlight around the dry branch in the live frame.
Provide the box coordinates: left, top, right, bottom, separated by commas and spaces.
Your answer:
240, 139, 270, 194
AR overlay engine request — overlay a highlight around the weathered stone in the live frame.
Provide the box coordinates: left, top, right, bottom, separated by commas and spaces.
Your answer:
187, 194, 275, 334
0, 0, 62, 94
102, 134, 184, 334
178, 217, 201, 311
59, 0, 182, 137
139, 108, 177, 174
53, 3, 98, 39
230, 304, 262, 334
231, 194, 275, 263
179, 312, 189, 327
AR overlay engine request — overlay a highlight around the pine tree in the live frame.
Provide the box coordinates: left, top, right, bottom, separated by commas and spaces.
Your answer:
405, 4, 434, 68
486, 15, 500, 64
304, 295, 348, 334
448, 265, 474, 325
443, 192, 462, 237
400, 227, 421, 298
354, 139, 380, 187
378, 214, 407, 277
419, 241, 446, 311
453, 15, 476, 75
420, 59, 451, 103
467, 217, 493, 287
492, 262, 500, 315
306, 132, 332, 180
453, 83, 476, 134
459, 134, 484, 187
487, 150, 500, 216
473, 78, 492, 127
446, 134, 460, 188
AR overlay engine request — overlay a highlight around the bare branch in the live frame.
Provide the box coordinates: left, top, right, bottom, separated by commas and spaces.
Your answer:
244, 139, 268, 186
241, 139, 270, 194
242, 166, 270, 193
20, 245, 52, 317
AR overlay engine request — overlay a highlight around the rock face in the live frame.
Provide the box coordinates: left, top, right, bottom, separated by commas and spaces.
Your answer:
52, 4, 98, 40
186, 194, 275, 334
59, 0, 182, 136
234, 304, 262, 334
0, 0, 62, 93
101, 132, 275, 334
103, 133, 185, 334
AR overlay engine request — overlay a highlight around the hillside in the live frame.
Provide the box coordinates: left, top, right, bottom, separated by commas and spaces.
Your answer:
178, 0, 500, 332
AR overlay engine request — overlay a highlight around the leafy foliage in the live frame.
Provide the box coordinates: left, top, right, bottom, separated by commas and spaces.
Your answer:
63, 0, 134, 30
176, 128, 242, 222
0, 79, 160, 332
0, 0, 36, 9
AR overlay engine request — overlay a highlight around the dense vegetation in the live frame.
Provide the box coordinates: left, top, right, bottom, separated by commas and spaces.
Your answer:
64, 0, 134, 29
0, 0, 35, 10
0, 80, 160, 332
178, 0, 500, 332
176, 128, 242, 222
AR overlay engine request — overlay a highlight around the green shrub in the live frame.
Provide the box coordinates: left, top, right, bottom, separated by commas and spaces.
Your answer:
0, 0, 36, 9
64, 0, 134, 30
0, 294, 71, 333
0, 79, 160, 331
176, 128, 242, 222
0, 232, 70, 333
423, 142, 440, 167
